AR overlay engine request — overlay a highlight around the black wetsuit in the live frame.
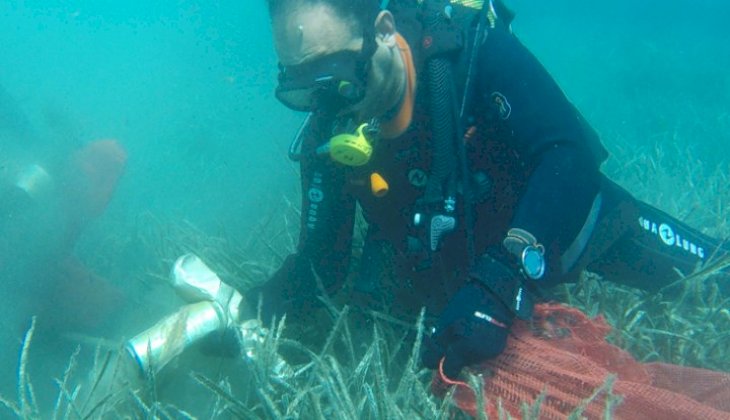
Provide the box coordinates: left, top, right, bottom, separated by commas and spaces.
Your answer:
252, 11, 725, 320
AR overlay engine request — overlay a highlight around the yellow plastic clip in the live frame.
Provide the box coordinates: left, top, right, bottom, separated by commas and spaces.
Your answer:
370, 172, 389, 197
329, 123, 373, 167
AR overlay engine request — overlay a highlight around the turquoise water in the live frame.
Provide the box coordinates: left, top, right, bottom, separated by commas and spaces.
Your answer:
1, 0, 728, 417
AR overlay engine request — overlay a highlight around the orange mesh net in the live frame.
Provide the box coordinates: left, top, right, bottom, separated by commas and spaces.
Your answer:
432, 303, 730, 419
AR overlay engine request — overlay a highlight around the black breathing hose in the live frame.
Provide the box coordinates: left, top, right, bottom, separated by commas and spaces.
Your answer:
426, 57, 458, 206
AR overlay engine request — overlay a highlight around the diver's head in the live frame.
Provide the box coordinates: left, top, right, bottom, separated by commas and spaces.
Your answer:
269, 0, 406, 120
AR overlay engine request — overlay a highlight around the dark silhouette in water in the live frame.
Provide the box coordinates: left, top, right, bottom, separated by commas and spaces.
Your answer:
0, 83, 38, 147
0, 83, 129, 402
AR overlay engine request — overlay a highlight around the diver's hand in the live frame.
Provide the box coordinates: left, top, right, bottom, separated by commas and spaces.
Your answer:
421, 282, 512, 378
245, 253, 331, 322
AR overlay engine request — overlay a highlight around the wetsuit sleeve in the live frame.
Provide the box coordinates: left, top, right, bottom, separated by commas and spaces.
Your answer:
248, 119, 356, 319
476, 23, 607, 162
475, 24, 605, 277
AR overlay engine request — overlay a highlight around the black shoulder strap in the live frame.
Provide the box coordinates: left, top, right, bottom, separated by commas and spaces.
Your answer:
386, 1, 515, 265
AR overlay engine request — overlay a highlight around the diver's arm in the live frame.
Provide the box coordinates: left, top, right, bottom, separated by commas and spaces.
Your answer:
474, 22, 604, 277
476, 22, 607, 162
248, 120, 356, 320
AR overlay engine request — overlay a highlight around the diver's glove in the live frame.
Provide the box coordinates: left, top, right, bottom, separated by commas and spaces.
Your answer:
421, 281, 513, 379
199, 326, 245, 358
245, 253, 316, 322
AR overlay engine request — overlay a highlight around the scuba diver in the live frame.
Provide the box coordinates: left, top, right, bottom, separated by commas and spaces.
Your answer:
1, 82, 128, 339
0, 139, 128, 332
115, 0, 726, 383
238, 0, 729, 379
1, 131, 128, 399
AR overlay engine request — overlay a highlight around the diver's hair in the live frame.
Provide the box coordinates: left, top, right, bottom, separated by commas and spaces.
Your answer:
266, 0, 380, 34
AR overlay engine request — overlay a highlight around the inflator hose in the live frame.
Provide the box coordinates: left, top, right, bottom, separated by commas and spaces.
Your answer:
425, 57, 458, 205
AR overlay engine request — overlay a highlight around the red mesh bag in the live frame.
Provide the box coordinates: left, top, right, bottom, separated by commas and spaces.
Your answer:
432, 303, 730, 419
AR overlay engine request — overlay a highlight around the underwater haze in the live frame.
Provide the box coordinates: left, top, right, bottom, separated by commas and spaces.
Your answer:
0, 0, 729, 417
1, 0, 298, 410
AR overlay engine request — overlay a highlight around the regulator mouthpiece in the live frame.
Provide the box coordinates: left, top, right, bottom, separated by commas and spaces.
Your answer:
328, 123, 374, 166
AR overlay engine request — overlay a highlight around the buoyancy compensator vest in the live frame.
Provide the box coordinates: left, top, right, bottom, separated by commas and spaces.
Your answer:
381, 0, 515, 270
286, 1, 515, 270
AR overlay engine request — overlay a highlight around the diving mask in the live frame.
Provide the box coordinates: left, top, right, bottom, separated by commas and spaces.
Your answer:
276, 50, 370, 112
275, 24, 378, 113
